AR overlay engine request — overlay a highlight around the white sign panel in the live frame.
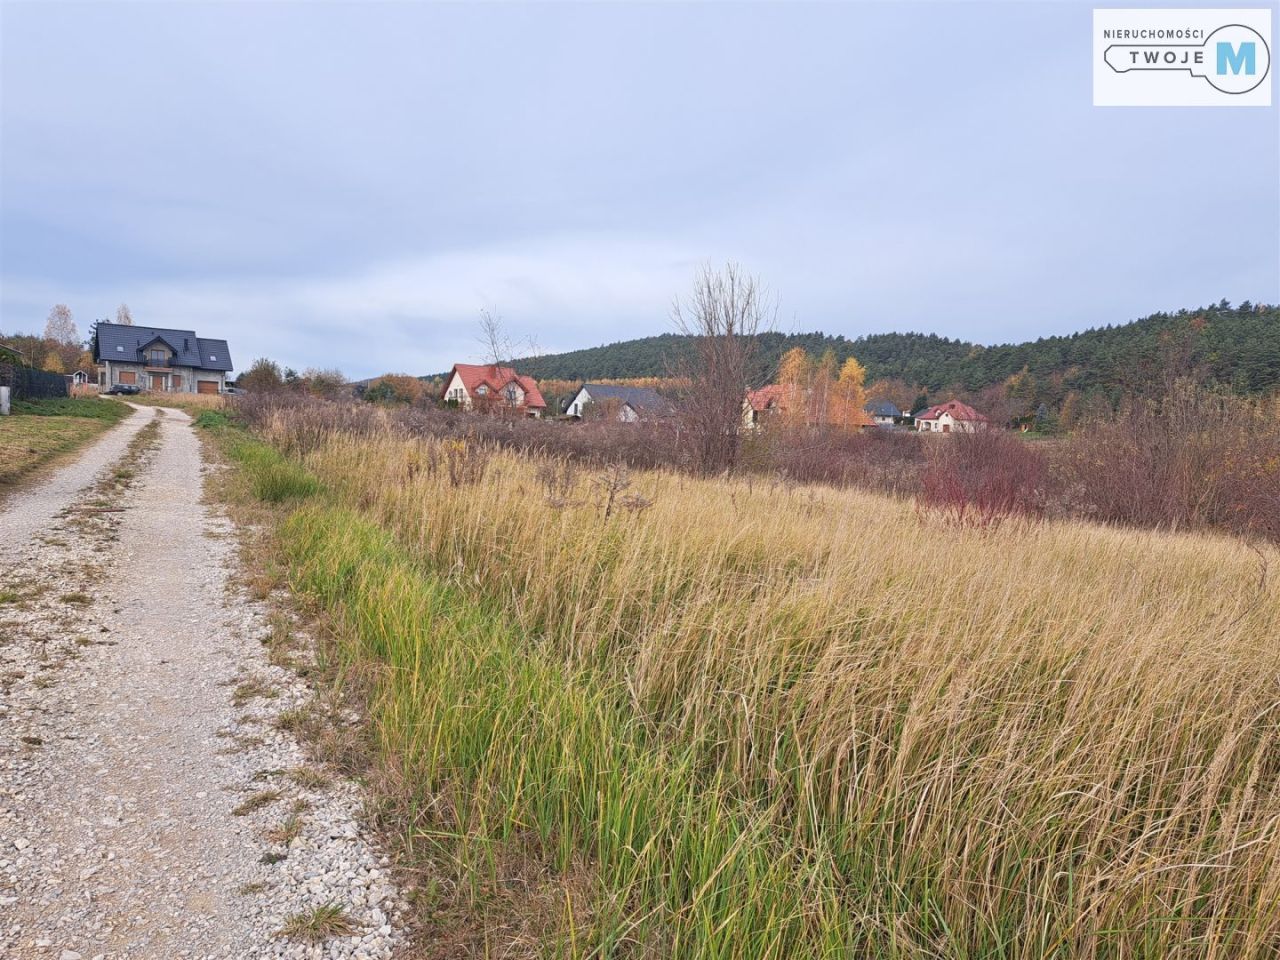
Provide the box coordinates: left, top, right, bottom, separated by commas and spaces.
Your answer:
1094, 8, 1272, 106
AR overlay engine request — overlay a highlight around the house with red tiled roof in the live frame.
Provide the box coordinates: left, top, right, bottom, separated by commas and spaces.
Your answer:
914, 399, 990, 433
742, 384, 792, 429
441, 363, 547, 417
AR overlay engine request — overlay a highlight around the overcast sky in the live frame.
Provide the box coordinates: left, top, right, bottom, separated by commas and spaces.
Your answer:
2, 1, 1277, 379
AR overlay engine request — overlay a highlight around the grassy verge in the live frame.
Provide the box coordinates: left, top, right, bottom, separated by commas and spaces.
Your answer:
202, 411, 320, 503
207, 416, 1280, 958
204, 425, 832, 955
0, 397, 130, 487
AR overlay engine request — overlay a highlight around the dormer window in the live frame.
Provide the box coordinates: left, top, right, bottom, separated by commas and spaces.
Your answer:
149, 349, 166, 365
476, 385, 488, 395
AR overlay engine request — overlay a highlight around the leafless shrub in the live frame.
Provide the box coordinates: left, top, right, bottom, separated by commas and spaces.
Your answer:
593, 463, 633, 520
536, 459, 579, 507
672, 263, 773, 474
618, 492, 654, 515
236, 381, 1280, 544
442, 439, 491, 487
757, 425, 927, 494
919, 430, 1047, 528
1054, 381, 1280, 542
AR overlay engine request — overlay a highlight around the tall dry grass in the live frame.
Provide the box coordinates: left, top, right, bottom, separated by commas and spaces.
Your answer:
250, 410, 1280, 958
129, 391, 228, 414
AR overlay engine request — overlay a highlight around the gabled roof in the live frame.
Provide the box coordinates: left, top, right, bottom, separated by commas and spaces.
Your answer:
515, 375, 545, 409
94, 322, 233, 372
746, 384, 789, 412
138, 332, 182, 354
446, 363, 546, 409
576, 383, 676, 417
915, 399, 989, 422
865, 400, 901, 418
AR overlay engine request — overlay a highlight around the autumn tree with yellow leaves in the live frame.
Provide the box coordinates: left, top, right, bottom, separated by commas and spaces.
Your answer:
771, 347, 869, 429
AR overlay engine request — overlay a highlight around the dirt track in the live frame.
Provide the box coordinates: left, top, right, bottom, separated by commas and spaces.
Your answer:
0, 405, 402, 959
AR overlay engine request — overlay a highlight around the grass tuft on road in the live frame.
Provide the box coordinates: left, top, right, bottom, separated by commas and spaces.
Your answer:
278, 903, 356, 942
232, 789, 281, 816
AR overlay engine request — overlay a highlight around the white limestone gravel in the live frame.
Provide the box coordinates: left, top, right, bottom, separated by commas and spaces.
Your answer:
1, 405, 406, 958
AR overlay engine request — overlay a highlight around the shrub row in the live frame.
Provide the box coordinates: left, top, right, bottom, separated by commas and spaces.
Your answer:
233, 384, 1280, 542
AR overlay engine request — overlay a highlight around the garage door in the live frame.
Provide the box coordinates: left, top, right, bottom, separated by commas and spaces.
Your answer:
197, 381, 219, 394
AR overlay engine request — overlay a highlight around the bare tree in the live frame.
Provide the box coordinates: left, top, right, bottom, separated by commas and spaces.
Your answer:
115, 303, 134, 325
477, 307, 513, 369
672, 263, 773, 473
44, 304, 78, 345
475, 308, 541, 418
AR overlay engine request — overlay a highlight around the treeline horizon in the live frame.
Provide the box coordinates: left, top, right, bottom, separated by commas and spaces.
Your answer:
483, 300, 1278, 400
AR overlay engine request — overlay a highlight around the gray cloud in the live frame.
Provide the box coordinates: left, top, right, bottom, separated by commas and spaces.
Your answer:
3, 2, 1276, 378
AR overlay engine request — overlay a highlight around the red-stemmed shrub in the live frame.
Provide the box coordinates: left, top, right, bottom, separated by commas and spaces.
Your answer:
919, 429, 1047, 527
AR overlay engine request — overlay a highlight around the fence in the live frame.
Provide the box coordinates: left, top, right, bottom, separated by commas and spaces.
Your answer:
0, 362, 70, 400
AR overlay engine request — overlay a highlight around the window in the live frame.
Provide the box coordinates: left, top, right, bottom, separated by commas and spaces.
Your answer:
505, 383, 518, 402
149, 349, 165, 365
116, 345, 124, 353
476, 385, 488, 395
210, 354, 218, 361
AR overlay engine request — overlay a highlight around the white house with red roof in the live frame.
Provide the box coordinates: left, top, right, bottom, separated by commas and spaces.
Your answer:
742, 384, 790, 429
441, 363, 547, 417
914, 399, 990, 433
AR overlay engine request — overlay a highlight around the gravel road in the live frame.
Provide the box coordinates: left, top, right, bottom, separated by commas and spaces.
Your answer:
1, 405, 405, 959
0, 405, 155, 541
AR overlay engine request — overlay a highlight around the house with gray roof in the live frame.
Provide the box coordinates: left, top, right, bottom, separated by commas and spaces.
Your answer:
864, 400, 902, 426
564, 383, 676, 422
93, 322, 233, 395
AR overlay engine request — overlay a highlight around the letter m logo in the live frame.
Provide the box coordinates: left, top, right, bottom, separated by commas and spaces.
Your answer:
1217, 41, 1256, 75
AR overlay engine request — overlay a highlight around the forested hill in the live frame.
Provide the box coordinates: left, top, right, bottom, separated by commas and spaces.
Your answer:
514, 301, 1279, 395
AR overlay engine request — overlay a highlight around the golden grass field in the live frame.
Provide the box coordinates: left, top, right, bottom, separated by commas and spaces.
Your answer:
126, 391, 228, 414
228, 411, 1280, 959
